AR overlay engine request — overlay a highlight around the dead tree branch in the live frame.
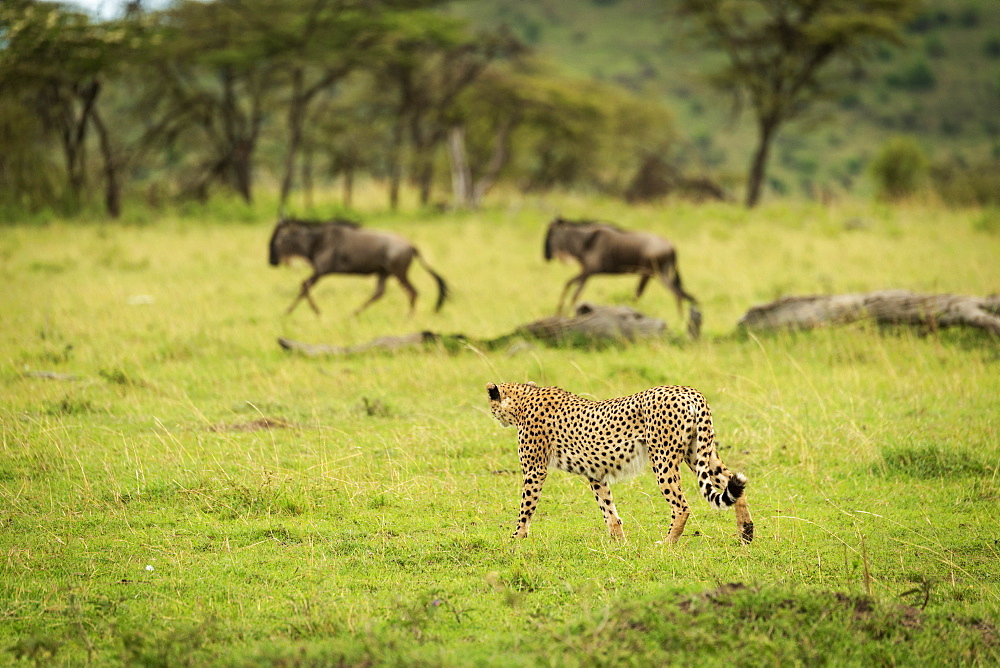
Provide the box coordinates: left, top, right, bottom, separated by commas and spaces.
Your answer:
737, 290, 1000, 335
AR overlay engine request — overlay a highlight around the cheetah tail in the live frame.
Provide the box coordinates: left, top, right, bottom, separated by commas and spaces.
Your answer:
718, 472, 747, 508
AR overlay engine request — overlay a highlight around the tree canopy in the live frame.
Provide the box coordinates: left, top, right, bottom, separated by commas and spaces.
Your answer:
676, 0, 919, 207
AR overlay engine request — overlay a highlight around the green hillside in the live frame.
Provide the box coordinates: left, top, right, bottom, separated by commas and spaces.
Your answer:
451, 0, 1000, 201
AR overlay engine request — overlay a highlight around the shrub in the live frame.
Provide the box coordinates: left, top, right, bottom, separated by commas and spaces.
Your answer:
870, 136, 929, 200
972, 208, 1000, 234
931, 159, 1000, 207
885, 60, 936, 91
984, 37, 1000, 59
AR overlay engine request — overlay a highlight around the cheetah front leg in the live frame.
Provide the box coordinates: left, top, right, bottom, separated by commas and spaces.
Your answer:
589, 478, 625, 539
650, 453, 690, 544
513, 466, 548, 539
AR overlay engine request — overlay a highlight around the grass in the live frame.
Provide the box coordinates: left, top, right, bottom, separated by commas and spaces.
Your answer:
1, 193, 999, 665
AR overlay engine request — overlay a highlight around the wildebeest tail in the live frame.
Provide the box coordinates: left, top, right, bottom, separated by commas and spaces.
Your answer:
415, 252, 449, 312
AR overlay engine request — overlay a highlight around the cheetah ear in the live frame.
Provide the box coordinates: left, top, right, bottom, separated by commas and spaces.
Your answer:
487, 383, 501, 401
526, 381, 537, 387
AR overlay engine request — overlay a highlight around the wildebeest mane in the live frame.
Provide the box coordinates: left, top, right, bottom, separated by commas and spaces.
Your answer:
557, 217, 625, 232
545, 217, 623, 260
286, 216, 361, 229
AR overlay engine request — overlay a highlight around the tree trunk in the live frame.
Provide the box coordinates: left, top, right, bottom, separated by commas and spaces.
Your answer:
279, 69, 306, 209
231, 138, 253, 203
90, 109, 121, 218
448, 119, 515, 209
388, 119, 404, 210
471, 116, 514, 206
737, 290, 1000, 335
48, 81, 100, 203
416, 156, 434, 206
301, 145, 314, 210
447, 126, 472, 207
745, 116, 778, 208
342, 166, 354, 208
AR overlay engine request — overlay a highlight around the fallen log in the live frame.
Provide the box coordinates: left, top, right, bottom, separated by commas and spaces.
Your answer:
737, 290, 1000, 335
278, 303, 669, 356
515, 302, 666, 344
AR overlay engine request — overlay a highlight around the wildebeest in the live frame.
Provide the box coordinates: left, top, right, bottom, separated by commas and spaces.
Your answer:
268, 217, 449, 316
543, 217, 701, 338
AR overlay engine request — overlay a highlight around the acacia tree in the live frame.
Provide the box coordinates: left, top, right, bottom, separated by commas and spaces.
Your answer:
0, 0, 137, 214
371, 12, 522, 208
676, 0, 918, 207
137, 0, 286, 203
248, 0, 373, 209
213, 0, 443, 209
307, 81, 397, 209
450, 62, 676, 203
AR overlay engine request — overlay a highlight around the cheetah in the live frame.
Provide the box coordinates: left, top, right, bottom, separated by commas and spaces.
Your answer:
486, 382, 754, 544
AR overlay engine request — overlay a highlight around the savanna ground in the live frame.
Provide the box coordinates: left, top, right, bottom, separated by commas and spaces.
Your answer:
1, 192, 998, 665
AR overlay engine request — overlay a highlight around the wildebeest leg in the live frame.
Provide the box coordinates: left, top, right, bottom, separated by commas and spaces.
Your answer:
635, 274, 652, 299
395, 272, 419, 317
353, 274, 388, 316
557, 273, 590, 313
657, 266, 684, 315
287, 274, 322, 315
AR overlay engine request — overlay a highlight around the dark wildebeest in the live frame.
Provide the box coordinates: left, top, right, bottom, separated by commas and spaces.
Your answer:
543, 217, 701, 338
268, 217, 449, 316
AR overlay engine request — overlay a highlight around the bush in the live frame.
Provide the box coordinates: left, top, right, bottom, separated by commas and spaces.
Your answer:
931, 159, 1000, 207
870, 136, 929, 201
984, 37, 1000, 59
885, 60, 936, 91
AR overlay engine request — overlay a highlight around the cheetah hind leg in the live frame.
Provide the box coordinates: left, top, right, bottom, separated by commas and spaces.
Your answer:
713, 467, 753, 544
703, 454, 753, 544
589, 479, 625, 539
651, 456, 691, 545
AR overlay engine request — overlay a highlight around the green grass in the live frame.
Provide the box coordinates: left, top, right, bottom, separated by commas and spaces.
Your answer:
1, 194, 999, 665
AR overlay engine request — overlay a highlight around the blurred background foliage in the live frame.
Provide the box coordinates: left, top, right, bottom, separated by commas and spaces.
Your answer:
1, 0, 999, 220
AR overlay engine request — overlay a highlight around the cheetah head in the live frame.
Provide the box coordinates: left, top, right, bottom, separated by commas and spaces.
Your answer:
486, 381, 536, 427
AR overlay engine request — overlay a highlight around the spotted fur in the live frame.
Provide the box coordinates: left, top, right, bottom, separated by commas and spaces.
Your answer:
486, 382, 754, 544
